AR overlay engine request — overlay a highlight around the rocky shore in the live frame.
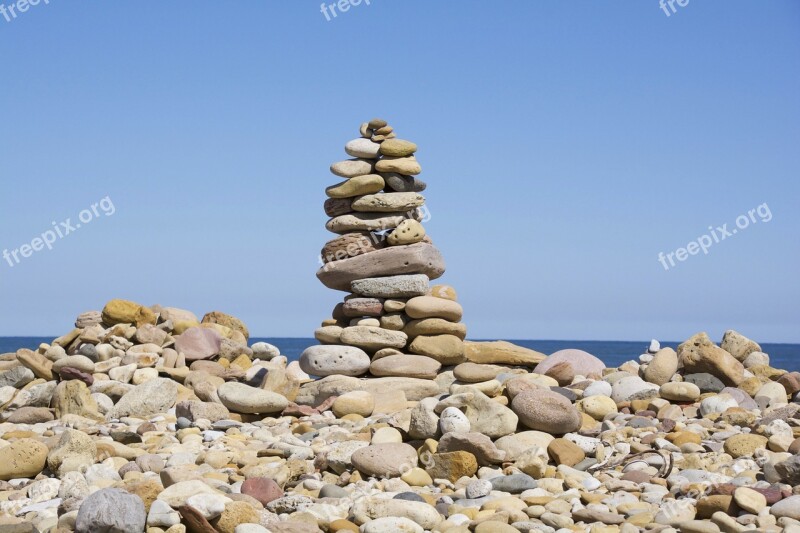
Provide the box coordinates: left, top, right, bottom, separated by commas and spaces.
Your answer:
2, 304, 798, 533
2, 120, 799, 533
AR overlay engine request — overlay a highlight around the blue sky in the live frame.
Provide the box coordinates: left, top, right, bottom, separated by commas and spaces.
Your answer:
1, 1, 798, 343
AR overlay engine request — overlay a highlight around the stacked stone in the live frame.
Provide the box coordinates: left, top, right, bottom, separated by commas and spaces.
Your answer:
305, 118, 470, 380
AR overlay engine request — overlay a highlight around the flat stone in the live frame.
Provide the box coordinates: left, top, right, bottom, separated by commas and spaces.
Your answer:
326, 175, 385, 199
437, 432, 506, 465
375, 156, 422, 175
296, 375, 438, 405
351, 274, 429, 298
352, 192, 425, 212
370, 354, 441, 379
340, 326, 408, 351
321, 232, 384, 264
490, 474, 537, 493
405, 296, 463, 321
330, 159, 374, 178
404, 318, 467, 340
345, 138, 381, 159
380, 139, 417, 157
464, 341, 546, 367
217, 382, 288, 414
317, 243, 445, 292
342, 298, 384, 317
326, 212, 418, 233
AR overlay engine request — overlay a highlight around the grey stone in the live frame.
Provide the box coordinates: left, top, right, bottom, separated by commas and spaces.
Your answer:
0, 366, 35, 388
382, 173, 427, 192
110, 378, 177, 419
351, 274, 430, 298
490, 474, 537, 493
75, 487, 146, 533
685, 373, 725, 393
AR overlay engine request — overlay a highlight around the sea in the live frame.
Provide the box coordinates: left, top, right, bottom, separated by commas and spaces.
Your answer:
1, 337, 798, 371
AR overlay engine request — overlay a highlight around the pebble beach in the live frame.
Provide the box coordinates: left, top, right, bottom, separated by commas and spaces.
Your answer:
1, 120, 799, 533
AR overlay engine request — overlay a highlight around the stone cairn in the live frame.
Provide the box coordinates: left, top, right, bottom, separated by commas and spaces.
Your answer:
306, 117, 472, 377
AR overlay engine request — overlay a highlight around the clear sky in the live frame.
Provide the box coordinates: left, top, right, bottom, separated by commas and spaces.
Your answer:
1, 1, 798, 343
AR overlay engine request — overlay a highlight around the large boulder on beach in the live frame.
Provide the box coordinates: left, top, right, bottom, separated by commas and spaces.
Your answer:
721, 329, 762, 362
678, 332, 745, 386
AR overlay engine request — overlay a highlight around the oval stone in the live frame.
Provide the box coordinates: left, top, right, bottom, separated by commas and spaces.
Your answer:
299, 345, 371, 377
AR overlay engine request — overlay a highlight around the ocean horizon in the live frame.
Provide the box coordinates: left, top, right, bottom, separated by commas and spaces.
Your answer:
3, 336, 798, 372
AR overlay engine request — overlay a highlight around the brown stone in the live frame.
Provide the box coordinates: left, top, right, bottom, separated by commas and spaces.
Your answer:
324, 197, 354, 217
425, 451, 478, 482
317, 243, 445, 292
547, 438, 585, 467
342, 298, 384, 318
678, 332, 745, 386
201, 311, 249, 340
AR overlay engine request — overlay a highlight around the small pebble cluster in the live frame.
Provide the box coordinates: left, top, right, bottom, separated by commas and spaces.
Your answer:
1, 120, 800, 533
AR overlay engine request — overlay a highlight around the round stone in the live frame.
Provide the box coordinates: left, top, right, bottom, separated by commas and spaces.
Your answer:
351, 443, 419, 478
439, 407, 470, 434
511, 388, 581, 434
660, 381, 701, 402
387, 219, 426, 246
333, 391, 375, 417
644, 347, 679, 385
75, 488, 146, 533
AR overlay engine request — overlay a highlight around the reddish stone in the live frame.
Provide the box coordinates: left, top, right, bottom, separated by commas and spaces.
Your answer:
241, 477, 283, 506
58, 366, 94, 386
177, 505, 216, 533
282, 403, 318, 417
778, 372, 800, 395
342, 298, 384, 318
316, 396, 338, 413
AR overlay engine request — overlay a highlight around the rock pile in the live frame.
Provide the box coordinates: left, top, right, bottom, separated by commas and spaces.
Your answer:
2, 305, 800, 533
310, 118, 473, 377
